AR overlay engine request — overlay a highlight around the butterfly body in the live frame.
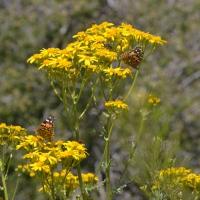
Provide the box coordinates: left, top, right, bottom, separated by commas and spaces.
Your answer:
37, 116, 55, 142
120, 46, 144, 69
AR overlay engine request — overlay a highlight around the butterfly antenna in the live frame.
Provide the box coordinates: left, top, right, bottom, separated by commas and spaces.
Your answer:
29, 120, 37, 135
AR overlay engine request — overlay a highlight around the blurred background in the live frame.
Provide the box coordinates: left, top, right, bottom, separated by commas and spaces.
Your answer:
0, 0, 200, 199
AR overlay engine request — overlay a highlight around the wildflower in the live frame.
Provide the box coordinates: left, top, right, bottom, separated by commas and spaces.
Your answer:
21, 135, 41, 148
39, 153, 58, 165
40, 48, 60, 58
78, 55, 98, 66
22, 152, 40, 162
105, 100, 129, 111
154, 167, 200, 192
73, 31, 86, 39
57, 59, 72, 70
44, 166, 50, 174
27, 54, 42, 64
53, 172, 60, 178
27, 22, 166, 85
148, 94, 160, 105
38, 59, 51, 69
30, 172, 36, 177
82, 173, 98, 187
0, 124, 26, 147
29, 161, 49, 171
103, 68, 121, 76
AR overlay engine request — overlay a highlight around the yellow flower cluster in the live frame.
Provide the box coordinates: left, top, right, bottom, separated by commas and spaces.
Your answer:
147, 94, 161, 105
37, 171, 98, 197
138, 94, 160, 107
82, 173, 99, 185
153, 167, 200, 190
105, 100, 129, 114
0, 123, 26, 146
17, 138, 88, 172
27, 22, 167, 82
15, 137, 92, 197
38, 171, 79, 194
103, 67, 132, 79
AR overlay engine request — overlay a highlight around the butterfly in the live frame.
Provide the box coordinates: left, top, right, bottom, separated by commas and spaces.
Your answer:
120, 46, 144, 69
36, 116, 55, 142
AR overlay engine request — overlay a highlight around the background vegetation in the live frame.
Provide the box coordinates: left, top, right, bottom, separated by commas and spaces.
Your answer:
0, 0, 200, 199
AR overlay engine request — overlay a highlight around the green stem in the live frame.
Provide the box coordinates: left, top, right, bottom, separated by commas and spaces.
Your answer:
11, 175, 20, 200
94, 123, 114, 178
115, 116, 145, 189
69, 84, 86, 200
106, 134, 111, 200
5, 153, 12, 177
79, 77, 99, 120
124, 70, 139, 101
1, 145, 8, 200
77, 163, 86, 200
50, 168, 55, 200
1, 172, 8, 200
51, 80, 63, 101
62, 85, 73, 131
100, 72, 108, 101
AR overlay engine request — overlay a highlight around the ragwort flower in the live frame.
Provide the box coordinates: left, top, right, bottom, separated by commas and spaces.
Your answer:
105, 100, 129, 115
27, 22, 166, 83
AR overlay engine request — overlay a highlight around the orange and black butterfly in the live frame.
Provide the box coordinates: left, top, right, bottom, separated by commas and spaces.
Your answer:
120, 46, 144, 70
37, 116, 55, 142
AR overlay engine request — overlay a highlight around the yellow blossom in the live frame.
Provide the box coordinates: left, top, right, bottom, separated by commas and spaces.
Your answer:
27, 54, 42, 64
148, 94, 161, 105
40, 48, 60, 58
29, 161, 48, 171
53, 172, 60, 178
30, 172, 36, 177
39, 153, 58, 164
105, 100, 129, 111
78, 55, 98, 66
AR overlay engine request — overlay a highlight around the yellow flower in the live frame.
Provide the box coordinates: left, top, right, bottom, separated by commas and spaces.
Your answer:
0, 123, 7, 128
53, 172, 60, 178
82, 173, 98, 185
154, 167, 200, 190
99, 22, 114, 28
38, 59, 51, 69
27, 21, 166, 85
122, 68, 133, 78
30, 172, 36, 177
44, 166, 50, 173
73, 31, 86, 39
148, 94, 161, 105
78, 55, 98, 66
22, 152, 39, 161
103, 68, 121, 76
149, 35, 167, 45
105, 100, 129, 111
39, 153, 58, 165
40, 48, 60, 58
0, 124, 26, 146
27, 54, 42, 64
104, 27, 118, 41
55, 140, 64, 146
57, 59, 72, 70
23, 164, 30, 170
30, 161, 48, 171
22, 135, 41, 148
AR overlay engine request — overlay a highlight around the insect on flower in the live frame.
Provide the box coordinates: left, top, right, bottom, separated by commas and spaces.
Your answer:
98, 41, 112, 50
36, 116, 55, 142
120, 46, 144, 69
